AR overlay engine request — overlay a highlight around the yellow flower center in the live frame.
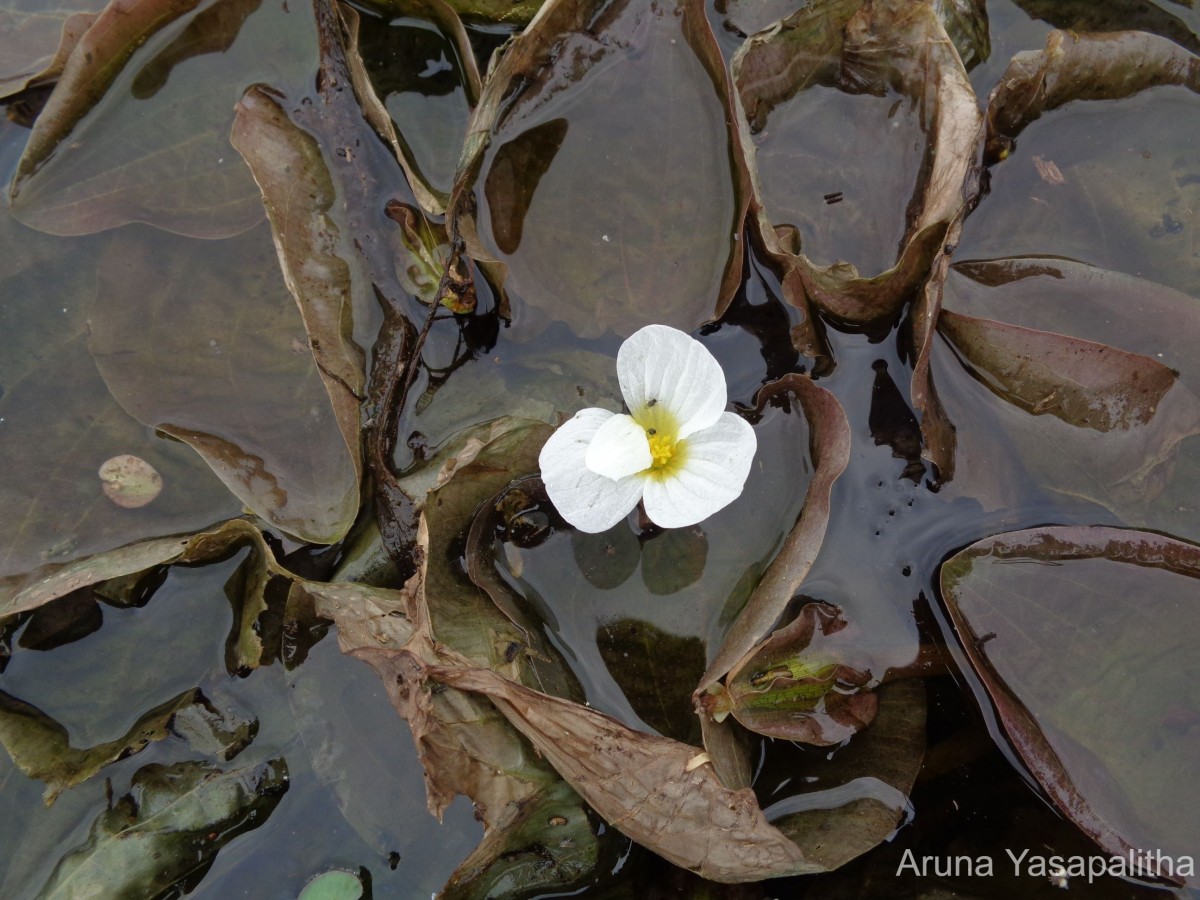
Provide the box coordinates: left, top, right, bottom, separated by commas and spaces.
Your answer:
647, 431, 675, 468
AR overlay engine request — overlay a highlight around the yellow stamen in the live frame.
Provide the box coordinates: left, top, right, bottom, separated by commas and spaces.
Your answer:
648, 431, 674, 468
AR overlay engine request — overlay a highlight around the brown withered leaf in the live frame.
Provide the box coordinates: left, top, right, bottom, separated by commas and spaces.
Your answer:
315, 418, 605, 897
431, 663, 824, 883
698, 374, 851, 693
231, 84, 365, 482
732, 0, 983, 326
985, 29, 1200, 164
708, 601, 878, 746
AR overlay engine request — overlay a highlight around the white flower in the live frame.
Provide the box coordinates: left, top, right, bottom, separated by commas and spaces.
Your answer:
539, 324, 757, 533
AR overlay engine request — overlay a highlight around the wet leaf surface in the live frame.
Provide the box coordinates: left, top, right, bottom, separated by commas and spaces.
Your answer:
7, 0, 308, 237
712, 600, 878, 746
938, 308, 1183, 432
450, 0, 745, 339
734, 0, 983, 324
36, 757, 288, 898
89, 226, 361, 544
941, 525, 1200, 885
698, 374, 851, 693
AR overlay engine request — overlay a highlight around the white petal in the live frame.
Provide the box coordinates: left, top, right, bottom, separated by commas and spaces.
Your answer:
539, 409, 646, 533
585, 413, 652, 480
617, 324, 727, 439
641, 413, 756, 529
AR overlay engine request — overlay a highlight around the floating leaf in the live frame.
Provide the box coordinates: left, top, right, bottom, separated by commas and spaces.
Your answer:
0, 688, 203, 804
941, 526, 1200, 885
936, 259, 1200, 529
1011, 0, 1200, 55
984, 29, 1200, 164
89, 226, 361, 545
297, 870, 364, 900
7, 0, 299, 237
449, 0, 749, 339
0, 213, 240, 582
709, 601, 878, 746
37, 758, 289, 898
733, 0, 983, 324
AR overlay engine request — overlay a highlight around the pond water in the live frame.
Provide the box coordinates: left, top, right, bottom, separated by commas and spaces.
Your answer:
1, 0, 1199, 897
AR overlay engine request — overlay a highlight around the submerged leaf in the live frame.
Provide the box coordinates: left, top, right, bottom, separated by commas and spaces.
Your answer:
941, 526, 1200, 885
12, 0, 204, 183
0, 688, 203, 804
0, 3, 101, 99
37, 758, 288, 898
0, 212, 240, 582
938, 308, 1181, 432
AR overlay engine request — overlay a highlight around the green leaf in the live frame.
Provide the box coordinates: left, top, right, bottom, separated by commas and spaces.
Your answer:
297, 870, 364, 900
715, 601, 878, 746
0, 688, 203, 804
37, 758, 289, 899
941, 526, 1200, 886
